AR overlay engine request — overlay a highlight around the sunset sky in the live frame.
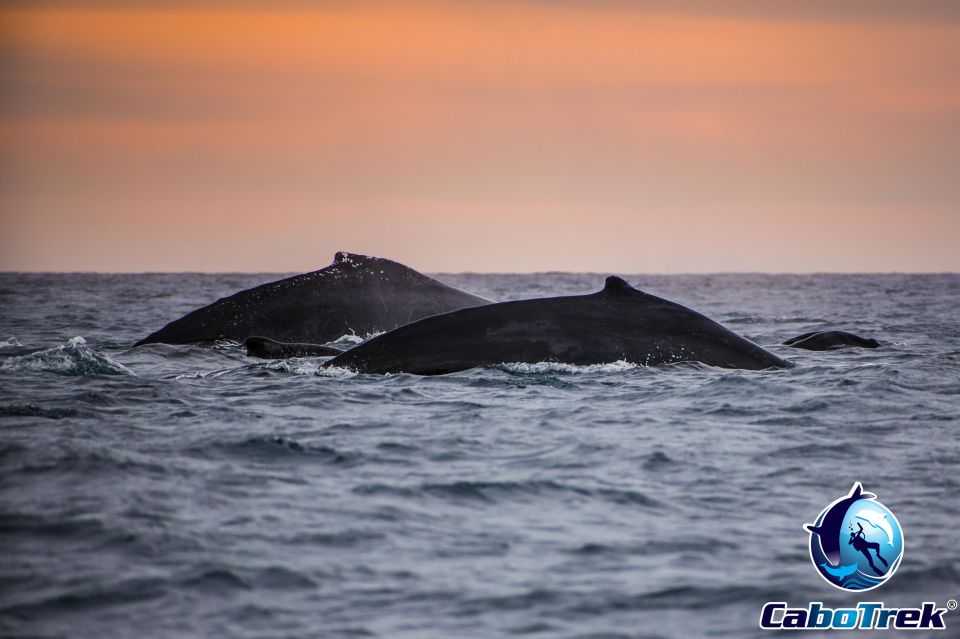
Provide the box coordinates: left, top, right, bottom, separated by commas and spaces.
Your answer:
2, 1, 958, 273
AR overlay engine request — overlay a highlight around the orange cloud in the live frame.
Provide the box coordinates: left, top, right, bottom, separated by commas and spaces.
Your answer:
1, 3, 959, 271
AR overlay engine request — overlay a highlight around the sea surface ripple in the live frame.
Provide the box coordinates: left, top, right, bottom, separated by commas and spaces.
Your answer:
1, 272, 958, 638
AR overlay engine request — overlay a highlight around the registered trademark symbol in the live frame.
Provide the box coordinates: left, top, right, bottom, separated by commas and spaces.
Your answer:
948, 599, 958, 611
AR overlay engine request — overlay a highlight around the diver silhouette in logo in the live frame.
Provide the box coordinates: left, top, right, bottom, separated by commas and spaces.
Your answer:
849, 522, 889, 576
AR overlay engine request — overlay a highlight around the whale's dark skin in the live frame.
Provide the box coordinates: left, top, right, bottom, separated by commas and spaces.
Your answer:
804, 483, 875, 567
324, 276, 793, 375
135, 252, 491, 347
783, 331, 879, 351
244, 336, 343, 359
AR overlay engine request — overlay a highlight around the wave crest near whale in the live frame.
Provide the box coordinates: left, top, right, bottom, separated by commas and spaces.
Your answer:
1, 337, 134, 376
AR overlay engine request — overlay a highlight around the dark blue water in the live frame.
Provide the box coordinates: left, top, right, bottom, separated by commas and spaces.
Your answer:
1, 272, 958, 638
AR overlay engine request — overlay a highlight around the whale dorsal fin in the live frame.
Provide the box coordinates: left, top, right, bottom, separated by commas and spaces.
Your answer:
333, 251, 361, 265
602, 276, 639, 295
332, 251, 405, 269
331, 251, 386, 270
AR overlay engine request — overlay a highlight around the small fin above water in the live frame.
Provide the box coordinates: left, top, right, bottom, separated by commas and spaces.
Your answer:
244, 336, 344, 359
333, 250, 360, 265
602, 276, 638, 295
332, 251, 381, 268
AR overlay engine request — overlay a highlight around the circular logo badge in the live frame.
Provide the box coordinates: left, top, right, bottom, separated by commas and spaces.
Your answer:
804, 483, 903, 592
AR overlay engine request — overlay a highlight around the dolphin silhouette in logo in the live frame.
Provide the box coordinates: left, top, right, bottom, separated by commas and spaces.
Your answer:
804, 482, 876, 567
856, 510, 895, 546
819, 563, 858, 579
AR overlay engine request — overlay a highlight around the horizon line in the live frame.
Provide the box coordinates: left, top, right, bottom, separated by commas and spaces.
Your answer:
2, 269, 957, 276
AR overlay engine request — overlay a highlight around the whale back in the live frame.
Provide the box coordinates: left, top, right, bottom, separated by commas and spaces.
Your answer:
135, 252, 491, 346
244, 336, 343, 359
783, 330, 880, 350
325, 276, 792, 374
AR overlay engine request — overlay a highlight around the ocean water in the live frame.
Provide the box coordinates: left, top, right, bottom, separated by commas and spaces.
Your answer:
1, 272, 958, 639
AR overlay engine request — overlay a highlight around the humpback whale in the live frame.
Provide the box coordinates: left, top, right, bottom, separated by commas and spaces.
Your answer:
135, 252, 491, 347
324, 276, 792, 375
783, 331, 879, 351
804, 483, 876, 567
244, 336, 343, 359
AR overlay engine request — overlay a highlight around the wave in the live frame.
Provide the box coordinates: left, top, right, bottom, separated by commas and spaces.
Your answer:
172, 360, 356, 379
199, 435, 363, 465
0, 576, 167, 620
354, 479, 662, 508
0, 404, 84, 419
210, 339, 243, 351
173, 367, 236, 380
879, 560, 959, 592
0, 337, 134, 376
569, 536, 738, 557
494, 360, 641, 375
260, 359, 356, 377
328, 330, 385, 347
461, 583, 793, 616
179, 565, 317, 592
6, 445, 169, 477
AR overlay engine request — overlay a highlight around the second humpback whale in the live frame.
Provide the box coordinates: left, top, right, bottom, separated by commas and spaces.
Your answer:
244, 336, 343, 359
783, 331, 879, 351
135, 252, 491, 347
324, 276, 792, 374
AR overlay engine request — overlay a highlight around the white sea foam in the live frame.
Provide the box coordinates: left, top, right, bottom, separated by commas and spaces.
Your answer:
313, 365, 358, 378
173, 368, 235, 380
211, 339, 243, 350
259, 359, 357, 377
496, 360, 641, 375
328, 331, 385, 346
1, 337, 134, 376
1, 337, 23, 348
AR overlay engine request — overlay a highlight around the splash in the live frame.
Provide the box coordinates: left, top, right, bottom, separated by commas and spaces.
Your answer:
173, 368, 234, 380
172, 360, 356, 379
495, 360, 640, 375
327, 330, 385, 347
259, 359, 356, 378
0, 337, 134, 376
